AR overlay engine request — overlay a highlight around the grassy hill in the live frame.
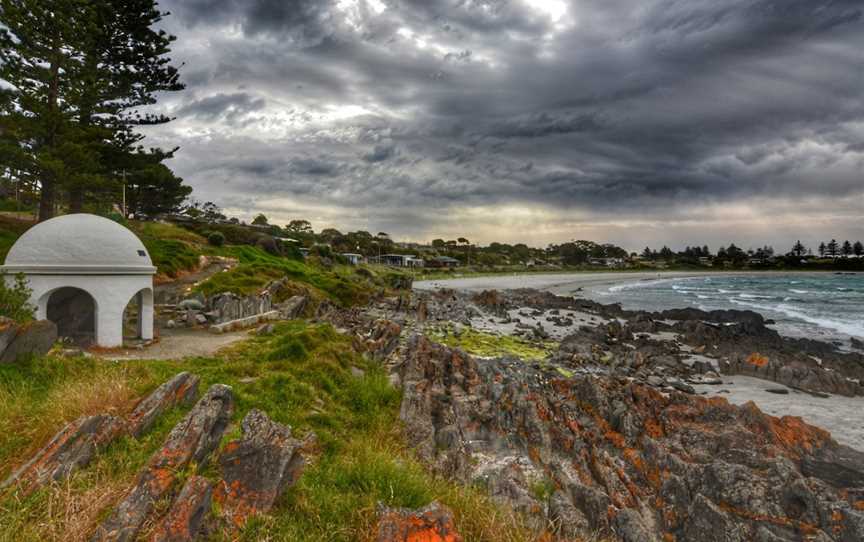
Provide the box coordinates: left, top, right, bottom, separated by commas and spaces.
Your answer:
0, 321, 534, 542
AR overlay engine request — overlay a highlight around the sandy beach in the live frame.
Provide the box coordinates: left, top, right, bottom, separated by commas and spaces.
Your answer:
414, 271, 713, 293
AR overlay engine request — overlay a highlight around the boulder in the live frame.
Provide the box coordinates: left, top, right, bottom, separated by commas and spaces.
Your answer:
375, 501, 462, 542
279, 295, 307, 319
0, 316, 19, 353
1, 414, 125, 494
0, 319, 58, 363
149, 476, 212, 542
178, 299, 204, 311
214, 409, 311, 528
91, 385, 233, 542
127, 372, 200, 438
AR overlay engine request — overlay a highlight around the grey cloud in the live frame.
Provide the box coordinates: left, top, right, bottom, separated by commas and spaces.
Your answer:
147, 0, 864, 247
363, 143, 398, 162
177, 92, 266, 122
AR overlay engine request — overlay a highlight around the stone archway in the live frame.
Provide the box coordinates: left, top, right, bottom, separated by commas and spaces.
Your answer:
45, 287, 97, 345
123, 287, 155, 342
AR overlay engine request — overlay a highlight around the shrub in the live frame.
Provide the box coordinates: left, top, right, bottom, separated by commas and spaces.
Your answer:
207, 231, 226, 247
0, 273, 34, 322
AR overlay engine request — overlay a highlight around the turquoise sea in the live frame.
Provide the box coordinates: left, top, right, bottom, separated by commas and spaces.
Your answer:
588, 273, 864, 346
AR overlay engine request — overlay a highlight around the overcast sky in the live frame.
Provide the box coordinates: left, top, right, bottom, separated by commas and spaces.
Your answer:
143, 0, 864, 251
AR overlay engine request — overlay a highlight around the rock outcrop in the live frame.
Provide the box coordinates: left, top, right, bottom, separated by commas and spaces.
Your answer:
127, 372, 200, 438
1, 414, 125, 494
0, 318, 57, 363
149, 476, 213, 542
214, 409, 312, 528
91, 384, 234, 542
399, 335, 864, 541
375, 501, 463, 542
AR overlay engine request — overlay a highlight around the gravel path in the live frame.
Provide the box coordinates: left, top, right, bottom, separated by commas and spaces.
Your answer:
100, 328, 250, 361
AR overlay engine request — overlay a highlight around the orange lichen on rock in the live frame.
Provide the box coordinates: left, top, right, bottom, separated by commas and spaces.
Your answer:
746, 352, 769, 367
375, 501, 463, 542
854, 501, 864, 511
719, 502, 819, 535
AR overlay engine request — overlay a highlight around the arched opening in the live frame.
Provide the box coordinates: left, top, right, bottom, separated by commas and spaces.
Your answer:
46, 287, 97, 346
123, 287, 154, 342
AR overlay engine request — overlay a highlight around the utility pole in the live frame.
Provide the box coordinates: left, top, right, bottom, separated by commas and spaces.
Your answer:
121, 169, 127, 217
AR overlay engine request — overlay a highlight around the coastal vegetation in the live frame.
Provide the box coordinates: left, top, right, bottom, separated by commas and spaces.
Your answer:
0, 321, 536, 541
426, 325, 554, 361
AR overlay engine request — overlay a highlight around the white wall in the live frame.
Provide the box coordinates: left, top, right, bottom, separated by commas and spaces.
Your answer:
10, 274, 154, 347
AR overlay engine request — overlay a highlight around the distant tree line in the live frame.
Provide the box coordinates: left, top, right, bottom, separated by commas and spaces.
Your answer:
0, 0, 190, 221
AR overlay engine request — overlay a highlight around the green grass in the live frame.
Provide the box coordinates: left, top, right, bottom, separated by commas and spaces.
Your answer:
426, 325, 554, 361
0, 322, 538, 542
195, 246, 407, 307
128, 221, 206, 278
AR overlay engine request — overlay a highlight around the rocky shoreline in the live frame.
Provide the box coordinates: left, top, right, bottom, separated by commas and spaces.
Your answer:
323, 285, 864, 541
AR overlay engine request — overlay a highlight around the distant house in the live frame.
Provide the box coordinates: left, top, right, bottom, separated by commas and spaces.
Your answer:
375, 254, 424, 268
298, 248, 310, 258
698, 256, 713, 267
341, 253, 364, 265
589, 257, 625, 268
428, 256, 460, 268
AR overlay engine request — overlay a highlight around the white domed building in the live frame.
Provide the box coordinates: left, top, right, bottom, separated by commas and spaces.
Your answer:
1, 214, 156, 347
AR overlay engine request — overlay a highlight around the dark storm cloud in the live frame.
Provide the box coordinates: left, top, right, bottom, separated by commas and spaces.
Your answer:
177, 92, 266, 122
148, 0, 864, 246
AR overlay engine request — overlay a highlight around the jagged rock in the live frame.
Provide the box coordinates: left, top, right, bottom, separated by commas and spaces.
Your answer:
91, 385, 233, 542
214, 409, 312, 528
360, 320, 402, 361
375, 501, 462, 542
1, 414, 125, 494
127, 372, 200, 438
279, 295, 307, 319
0, 319, 58, 363
149, 475, 212, 542
398, 335, 864, 541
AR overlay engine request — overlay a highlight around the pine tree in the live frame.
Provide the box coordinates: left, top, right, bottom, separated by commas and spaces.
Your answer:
791, 240, 806, 257
0, 0, 93, 220
0, 0, 186, 220
827, 239, 839, 258
818, 242, 827, 257
842, 240, 852, 257
69, 0, 185, 213
854, 241, 864, 257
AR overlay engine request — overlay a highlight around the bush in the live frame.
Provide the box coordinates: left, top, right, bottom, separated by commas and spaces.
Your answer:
0, 273, 34, 322
208, 231, 226, 247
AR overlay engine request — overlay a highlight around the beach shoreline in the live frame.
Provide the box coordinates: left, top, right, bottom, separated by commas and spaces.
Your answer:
413, 270, 843, 294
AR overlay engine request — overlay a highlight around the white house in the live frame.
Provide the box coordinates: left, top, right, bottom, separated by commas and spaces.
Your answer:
1, 214, 156, 347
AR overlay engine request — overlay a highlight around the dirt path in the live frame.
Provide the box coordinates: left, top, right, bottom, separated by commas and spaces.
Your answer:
154, 256, 236, 304
98, 328, 250, 361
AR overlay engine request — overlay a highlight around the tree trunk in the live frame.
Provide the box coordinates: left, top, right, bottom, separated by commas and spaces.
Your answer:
69, 188, 84, 213
38, 178, 55, 222
39, 54, 61, 223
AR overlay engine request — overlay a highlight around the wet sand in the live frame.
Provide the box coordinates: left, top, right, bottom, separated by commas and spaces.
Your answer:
414, 271, 709, 293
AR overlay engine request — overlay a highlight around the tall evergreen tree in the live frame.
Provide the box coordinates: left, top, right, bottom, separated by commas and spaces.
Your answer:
0, 0, 186, 220
791, 240, 806, 257
842, 240, 852, 257
0, 0, 92, 220
854, 241, 864, 257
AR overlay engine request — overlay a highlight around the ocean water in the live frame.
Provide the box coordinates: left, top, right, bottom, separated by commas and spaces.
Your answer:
588, 273, 864, 346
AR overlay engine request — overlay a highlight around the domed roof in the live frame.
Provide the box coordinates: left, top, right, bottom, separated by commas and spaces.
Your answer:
3, 214, 156, 275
